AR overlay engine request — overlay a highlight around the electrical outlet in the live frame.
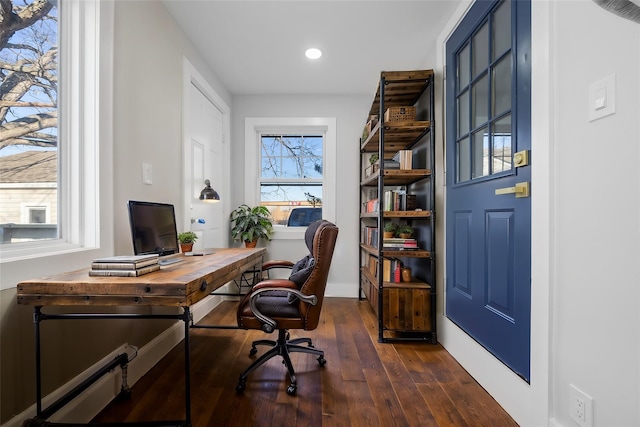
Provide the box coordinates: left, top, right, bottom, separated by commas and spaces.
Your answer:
570, 384, 594, 427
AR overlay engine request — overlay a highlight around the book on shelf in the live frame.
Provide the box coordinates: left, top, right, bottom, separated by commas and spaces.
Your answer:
392, 150, 412, 170
88, 264, 161, 277
383, 189, 411, 211
382, 258, 403, 283
383, 238, 419, 250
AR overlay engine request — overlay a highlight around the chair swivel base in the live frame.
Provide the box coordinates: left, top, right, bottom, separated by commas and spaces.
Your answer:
236, 329, 327, 396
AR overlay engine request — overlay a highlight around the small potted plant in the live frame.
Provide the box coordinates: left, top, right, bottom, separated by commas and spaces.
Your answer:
230, 204, 274, 247
383, 221, 398, 239
397, 225, 414, 239
368, 153, 379, 175
178, 231, 198, 253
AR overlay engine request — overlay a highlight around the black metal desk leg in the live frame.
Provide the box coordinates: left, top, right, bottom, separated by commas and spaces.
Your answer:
183, 306, 192, 427
34, 306, 43, 416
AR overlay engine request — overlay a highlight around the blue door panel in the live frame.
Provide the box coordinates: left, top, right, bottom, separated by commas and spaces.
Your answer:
446, 0, 531, 381
485, 210, 515, 320
453, 211, 472, 296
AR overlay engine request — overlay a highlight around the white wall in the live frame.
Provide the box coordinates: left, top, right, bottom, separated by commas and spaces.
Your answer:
112, 1, 231, 256
436, 1, 640, 427
550, 1, 640, 426
231, 94, 371, 298
0, 1, 232, 422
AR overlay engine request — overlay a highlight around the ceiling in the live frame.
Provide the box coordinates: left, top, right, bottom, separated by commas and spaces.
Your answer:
162, 0, 463, 96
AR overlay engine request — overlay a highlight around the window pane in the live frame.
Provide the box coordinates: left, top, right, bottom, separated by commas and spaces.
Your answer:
0, 0, 59, 244
458, 90, 470, 137
457, 43, 470, 89
492, 0, 511, 60
472, 22, 489, 78
261, 135, 323, 179
472, 74, 488, 128
457, 136, 470, 182
260, 134, 323, 226
472, 127, 489, 179
492, 56, 512, 116
261, 183, 323, 226
492, 114, 512, 174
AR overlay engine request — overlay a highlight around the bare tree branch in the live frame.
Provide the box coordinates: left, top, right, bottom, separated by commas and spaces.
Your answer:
0, 110, 57, 144
0, 0, 53, 50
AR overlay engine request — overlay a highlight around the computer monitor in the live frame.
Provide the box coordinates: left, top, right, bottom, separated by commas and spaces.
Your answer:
127, 200, 179, 257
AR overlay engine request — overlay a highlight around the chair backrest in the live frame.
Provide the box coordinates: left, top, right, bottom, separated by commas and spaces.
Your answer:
297, 220, 339, 330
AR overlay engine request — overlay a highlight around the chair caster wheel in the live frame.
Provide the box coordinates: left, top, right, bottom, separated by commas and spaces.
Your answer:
286, 384, 297, 395
236, 379, 246, 393
318, 356, 326, 367
249, 347, 258, 356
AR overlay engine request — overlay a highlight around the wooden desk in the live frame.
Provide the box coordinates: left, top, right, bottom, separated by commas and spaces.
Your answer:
17, 247, 265, 427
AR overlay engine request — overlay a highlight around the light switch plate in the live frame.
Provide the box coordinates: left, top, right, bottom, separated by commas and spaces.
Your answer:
142, 162, 153, 185
588, 74, 616, 122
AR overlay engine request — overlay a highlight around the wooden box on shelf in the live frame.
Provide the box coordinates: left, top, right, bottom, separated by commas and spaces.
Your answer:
384, 106, 416, 122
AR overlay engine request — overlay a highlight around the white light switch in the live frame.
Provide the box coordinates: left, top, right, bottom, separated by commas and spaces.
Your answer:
588, 74, 616, 122
142, 162, 153, 184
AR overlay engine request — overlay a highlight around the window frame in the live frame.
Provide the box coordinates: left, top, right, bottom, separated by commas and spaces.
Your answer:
0, 0, 113, 268
244, 117, 336, 239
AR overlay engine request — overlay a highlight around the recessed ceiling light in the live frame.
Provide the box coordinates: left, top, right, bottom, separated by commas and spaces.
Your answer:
305, 48, 322, 60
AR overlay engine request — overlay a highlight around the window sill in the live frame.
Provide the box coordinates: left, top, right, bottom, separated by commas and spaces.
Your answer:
271, 227, 306, 240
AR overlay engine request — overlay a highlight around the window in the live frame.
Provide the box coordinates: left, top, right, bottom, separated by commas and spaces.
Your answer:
0, 0, 112, 261
245, 118, 336, 236
455, 0, 513, 183
27, 206, 48, 224
260, 134, 323, 226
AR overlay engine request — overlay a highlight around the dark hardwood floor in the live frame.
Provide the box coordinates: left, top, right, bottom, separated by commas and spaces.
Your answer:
93, 298, 518, 426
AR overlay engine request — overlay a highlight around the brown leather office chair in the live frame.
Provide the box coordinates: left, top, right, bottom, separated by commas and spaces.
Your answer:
236, 220, 339, 395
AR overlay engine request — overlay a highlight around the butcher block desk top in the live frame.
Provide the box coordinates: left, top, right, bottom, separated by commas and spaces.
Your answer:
17, 247, 265, 307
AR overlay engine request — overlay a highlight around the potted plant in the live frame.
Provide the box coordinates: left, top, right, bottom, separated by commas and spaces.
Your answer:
369, 153, 379, 175
383, 221, 398, 239
397, 225, 414, 239
178, 231, 198, 253
230, 204, 274, 247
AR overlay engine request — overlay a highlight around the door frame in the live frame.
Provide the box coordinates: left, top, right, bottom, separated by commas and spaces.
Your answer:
181, 57, 231, 244
434, 1, 551, 425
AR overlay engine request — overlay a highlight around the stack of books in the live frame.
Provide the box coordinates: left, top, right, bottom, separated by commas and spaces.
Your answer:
392, 149, 412, 170
383, 238, 419, 250
89, 254, 160, 277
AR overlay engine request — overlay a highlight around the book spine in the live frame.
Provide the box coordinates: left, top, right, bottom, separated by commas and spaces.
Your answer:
89, 269, 138, 277
134, 264, 161, 276
91, 259, 158, 270
89, 264, 160, 277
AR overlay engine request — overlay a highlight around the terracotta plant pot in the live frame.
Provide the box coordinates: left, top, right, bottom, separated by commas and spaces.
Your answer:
180, 243, 193, 253
244, 239, 258, 248
383, 231, 395, 239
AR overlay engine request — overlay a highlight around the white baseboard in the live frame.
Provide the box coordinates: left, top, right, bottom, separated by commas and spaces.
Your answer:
3, 294, 224, 427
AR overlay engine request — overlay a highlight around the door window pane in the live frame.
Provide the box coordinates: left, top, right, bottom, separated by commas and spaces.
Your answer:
493, 0, 511, 60
472, 127, 489, 179
472, 74, 488, 128
458, 43, 470, 89
457, 136, 471, 182
472, 22, 489, 78
458, 90, 470, 137
492, 115, 512, 174
492, 56, 512, 116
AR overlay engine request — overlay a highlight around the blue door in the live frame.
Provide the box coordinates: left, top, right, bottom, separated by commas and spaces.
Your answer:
445, 0, 531, 381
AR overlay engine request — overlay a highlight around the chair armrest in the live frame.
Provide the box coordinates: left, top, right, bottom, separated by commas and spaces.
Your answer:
248, 284, 318, 333
262, 260, 294, 271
